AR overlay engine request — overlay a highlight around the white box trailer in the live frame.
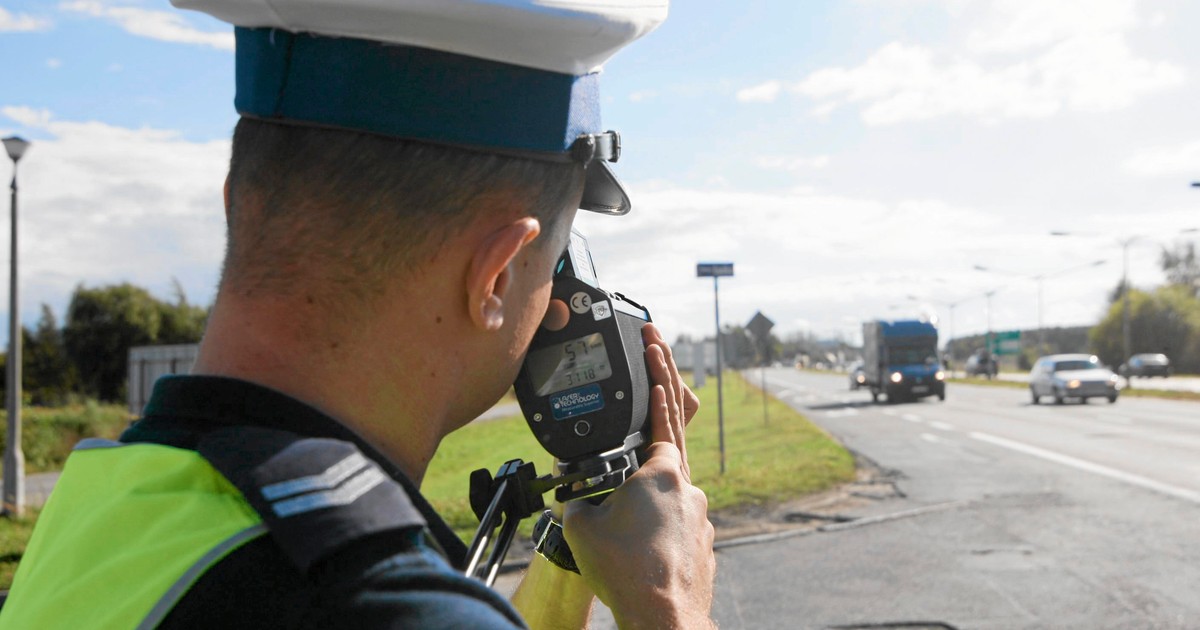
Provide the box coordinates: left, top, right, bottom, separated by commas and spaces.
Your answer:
127, 344, 199, 415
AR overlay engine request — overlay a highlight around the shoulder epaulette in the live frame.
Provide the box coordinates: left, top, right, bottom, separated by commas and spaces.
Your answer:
197, 426, 427, 574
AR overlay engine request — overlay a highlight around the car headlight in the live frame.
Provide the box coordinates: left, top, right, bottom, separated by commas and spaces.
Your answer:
856, 374, 865, 383
1109, 374, 1119, 382
890, 372, 903, 383
1067, 379, 1081, 389
935, 370, 945, 381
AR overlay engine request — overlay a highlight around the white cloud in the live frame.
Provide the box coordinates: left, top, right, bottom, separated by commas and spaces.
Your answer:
756, 155, 830, 171
0, 106, 229, 324
758, 1, 1185, 125
1122, 141, 1200, 177
628, 90, 658, 103
0, 6, 52, 31
965, 0, 1138, 53
792, 36, 1183, 125
59, 0, 233, 51
736, 81, 783, 104
46, 58, 62, 69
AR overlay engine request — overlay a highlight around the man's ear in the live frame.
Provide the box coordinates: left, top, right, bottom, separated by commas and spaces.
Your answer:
466, 217, 542, 331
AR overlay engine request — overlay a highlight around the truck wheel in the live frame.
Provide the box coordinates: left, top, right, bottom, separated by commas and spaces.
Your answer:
871, 390, 878, 403
938, 390, 945, 402
1108, 394, 1118, 404
1053, 388, 1064, 405
1030, 387, 1039, 405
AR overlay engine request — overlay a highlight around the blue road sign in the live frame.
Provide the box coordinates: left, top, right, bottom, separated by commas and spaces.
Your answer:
697, 262, 734, 277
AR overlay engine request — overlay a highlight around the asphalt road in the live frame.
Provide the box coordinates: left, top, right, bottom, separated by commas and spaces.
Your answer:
513, 368, 1200, 628
689, 368, 1199, 629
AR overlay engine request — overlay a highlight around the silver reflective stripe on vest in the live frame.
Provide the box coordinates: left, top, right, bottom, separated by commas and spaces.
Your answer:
73, 438, 125, 451
136, 524, 269, 630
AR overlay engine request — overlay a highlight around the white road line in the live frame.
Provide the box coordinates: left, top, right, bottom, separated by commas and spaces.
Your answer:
920, 433, 945, 444
929, 421, 956, 431
969, 432, 1200, 505
901, 413, 922, 423
881, 409, 898, 417
1096, 414, 1133, 425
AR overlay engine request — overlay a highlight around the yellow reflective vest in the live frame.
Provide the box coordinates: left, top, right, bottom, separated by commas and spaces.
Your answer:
0, 439, 266, 629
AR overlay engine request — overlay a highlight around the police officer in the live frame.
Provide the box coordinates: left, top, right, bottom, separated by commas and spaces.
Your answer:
0, 1, 716, 628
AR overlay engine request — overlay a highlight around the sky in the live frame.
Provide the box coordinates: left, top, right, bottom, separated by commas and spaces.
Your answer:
1, 0, 1199, 349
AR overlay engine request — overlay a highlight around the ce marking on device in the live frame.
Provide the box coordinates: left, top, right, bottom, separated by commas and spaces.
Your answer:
570, 292, 592, 314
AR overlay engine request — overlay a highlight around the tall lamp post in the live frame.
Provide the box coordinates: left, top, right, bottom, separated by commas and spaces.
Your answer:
2, 136, 29, 518
1051, 229, 1197, 381
974, 259, 1106, 352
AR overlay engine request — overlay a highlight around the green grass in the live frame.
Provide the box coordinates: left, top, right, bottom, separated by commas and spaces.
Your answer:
1, 402, 133, 473
0, 508, 38, 589
423, 371, 856, 543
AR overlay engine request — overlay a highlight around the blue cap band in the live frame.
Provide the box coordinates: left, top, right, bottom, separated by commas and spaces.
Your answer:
234, 27, 602, 154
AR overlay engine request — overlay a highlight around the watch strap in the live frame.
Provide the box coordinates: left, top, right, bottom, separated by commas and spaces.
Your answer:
532, 509, 580, 574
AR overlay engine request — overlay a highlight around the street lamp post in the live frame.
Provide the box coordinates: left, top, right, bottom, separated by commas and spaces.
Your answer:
1119, 236, 1137, 382
976, 260, 1106, 353
984, 289, 997, 377
2, 136, 29, 518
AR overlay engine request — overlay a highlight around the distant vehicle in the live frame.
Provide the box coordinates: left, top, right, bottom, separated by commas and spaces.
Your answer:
964, 350, 997, 378
1119, 353, 1171, 378
1029, 354, 1119, 405
861, 320, 945, 403
848, 361, 866, 390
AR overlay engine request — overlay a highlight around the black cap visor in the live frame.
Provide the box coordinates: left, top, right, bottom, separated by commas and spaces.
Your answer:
581, 160, 631, 215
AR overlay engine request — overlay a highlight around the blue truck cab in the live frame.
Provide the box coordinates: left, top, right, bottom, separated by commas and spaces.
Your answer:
862, 319, 945, 403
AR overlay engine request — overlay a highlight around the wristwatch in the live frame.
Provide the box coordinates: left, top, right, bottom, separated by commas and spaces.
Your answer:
532, 509, 580, 574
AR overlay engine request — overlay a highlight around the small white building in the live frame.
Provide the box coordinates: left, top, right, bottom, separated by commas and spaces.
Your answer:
127, 344, 199, 414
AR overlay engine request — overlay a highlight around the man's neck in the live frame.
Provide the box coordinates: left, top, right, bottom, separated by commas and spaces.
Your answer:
192, 292, 454, 486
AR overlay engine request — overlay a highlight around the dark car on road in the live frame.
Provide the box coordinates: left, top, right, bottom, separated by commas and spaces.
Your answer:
1119, 353, 1171, 378
964, 350, 997, 378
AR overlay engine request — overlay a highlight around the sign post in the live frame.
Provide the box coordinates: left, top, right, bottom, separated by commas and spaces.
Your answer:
697, 262, 733, 474
746, 311, 775, 427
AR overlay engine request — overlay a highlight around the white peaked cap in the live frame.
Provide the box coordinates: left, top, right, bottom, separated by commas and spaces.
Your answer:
172, 0, 667, 75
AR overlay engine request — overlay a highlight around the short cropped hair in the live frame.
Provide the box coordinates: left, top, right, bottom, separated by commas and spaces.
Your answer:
221, 117, 584, 302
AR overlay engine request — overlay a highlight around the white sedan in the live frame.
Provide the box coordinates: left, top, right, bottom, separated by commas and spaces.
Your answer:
1029, 354, 1119, 405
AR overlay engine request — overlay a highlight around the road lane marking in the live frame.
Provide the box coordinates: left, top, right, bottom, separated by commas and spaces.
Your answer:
901, 413, 922, 423
920, 433, 946, 444
881, 409, 898, 417
969, 432, 1200, 505
929, 421, 956, 431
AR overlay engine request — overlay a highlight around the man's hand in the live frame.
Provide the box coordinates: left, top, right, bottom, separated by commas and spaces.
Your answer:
563, 323, 715, 629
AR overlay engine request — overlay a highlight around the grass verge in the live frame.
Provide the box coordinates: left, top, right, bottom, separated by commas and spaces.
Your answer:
0, 509, 37, 589
423, 371, 856, 543
1, 402, 133, 473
